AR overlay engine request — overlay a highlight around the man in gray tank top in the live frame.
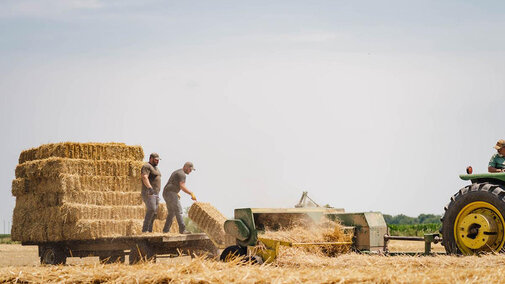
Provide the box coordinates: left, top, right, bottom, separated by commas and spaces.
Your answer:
141, 153, 162, 232
162, 162, 197, 234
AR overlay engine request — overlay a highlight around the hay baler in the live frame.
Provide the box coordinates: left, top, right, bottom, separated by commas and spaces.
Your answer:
221, 207, 387, 263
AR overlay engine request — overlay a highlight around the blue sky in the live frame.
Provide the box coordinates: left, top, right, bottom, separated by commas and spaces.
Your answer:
1, 1, 505, 230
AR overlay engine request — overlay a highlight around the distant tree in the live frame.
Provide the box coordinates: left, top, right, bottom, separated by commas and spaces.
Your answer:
417, 214, 441, 224
383, 213, 441, 225
383, 214, 393, 224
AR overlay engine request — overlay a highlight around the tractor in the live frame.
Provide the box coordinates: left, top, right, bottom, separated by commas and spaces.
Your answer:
441, 168, 505, 254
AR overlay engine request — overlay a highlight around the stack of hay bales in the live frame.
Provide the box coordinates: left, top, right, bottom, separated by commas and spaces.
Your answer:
188, 202, 235, 248
11, 142, 177, 243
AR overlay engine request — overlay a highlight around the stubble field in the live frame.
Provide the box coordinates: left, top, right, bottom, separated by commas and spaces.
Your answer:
1, 241, 505, 283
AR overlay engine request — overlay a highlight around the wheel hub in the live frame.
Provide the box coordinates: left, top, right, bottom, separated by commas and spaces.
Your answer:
458, 213, 496, 249
454, 201, 505, 254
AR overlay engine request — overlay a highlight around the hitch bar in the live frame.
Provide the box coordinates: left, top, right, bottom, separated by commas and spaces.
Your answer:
383, 233, 443, 255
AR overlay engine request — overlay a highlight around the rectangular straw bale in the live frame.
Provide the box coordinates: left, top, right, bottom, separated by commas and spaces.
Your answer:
12, 191, 143, 211
11, 175, 141, 196
66, 204, 145, 221
62, 191, 142, 206
13, 213, 180, 242
11, 205, 27, 241
11, 178, 26, 196
11, 206, 61, 242
63, 219, 138, 240
188, 202, 235, 247
156, 203, 168, 220
18, 142, 144, 164
13, 192, 62, 209
12, 202, 146, 226
153, 219, 179, 233
15, 158, 144, 179
126, 219, 179, 235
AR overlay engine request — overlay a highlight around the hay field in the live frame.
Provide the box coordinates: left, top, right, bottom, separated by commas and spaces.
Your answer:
2, 242, 505, 283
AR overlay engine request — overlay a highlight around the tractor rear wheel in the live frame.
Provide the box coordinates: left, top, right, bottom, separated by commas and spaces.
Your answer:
441, 183, 505, 254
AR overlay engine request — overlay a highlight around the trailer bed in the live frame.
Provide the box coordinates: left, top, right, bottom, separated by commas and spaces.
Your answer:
25, 233, 218, 265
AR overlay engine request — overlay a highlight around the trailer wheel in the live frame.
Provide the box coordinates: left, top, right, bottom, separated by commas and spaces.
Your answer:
441, 183, 505, 254
40, 246, 67, 265
99, 252, 125, 264
219, 245, 247, 262
129, 242, 156, 264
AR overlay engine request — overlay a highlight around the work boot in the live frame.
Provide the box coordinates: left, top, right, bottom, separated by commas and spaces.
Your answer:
181, 230, 192, 234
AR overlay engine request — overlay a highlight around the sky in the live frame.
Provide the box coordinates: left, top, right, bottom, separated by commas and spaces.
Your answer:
1, 0, 505, 231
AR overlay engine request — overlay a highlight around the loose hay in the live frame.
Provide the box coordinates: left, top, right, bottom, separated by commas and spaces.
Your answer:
3, 254, 505, 283
260, 219, 354, 258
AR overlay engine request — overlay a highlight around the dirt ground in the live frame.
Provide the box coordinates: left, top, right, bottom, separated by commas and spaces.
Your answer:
0, 244, 196, 267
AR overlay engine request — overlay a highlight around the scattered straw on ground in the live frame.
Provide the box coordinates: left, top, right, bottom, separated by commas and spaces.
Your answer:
2, 254, 505, 283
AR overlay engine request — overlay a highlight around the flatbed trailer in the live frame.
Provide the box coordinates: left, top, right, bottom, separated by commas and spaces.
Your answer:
22, 233, 217, 265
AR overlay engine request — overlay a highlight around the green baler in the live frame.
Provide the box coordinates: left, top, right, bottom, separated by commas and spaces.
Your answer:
221, 207, 387, 262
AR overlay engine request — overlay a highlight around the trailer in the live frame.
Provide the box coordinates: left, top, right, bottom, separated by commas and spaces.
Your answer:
24, 233, 218, 265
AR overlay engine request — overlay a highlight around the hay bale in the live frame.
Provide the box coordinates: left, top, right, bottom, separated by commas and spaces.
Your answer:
11, 189, 173, 242
12, 189, 143, 207
15, 158, 144, 179
153, 219, 179, 234
13, 217, 179, 243
10, 142, 195, 243
11, 142, 152, 243
63, 219, 137, 240
188, 202, 235, 248
11, 175, 141, 195
156, 203, 168, 220
18, 142, 144, 164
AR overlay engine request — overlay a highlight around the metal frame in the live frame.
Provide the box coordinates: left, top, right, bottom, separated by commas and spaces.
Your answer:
30, 233, 217, 265
383, 233, 444, 255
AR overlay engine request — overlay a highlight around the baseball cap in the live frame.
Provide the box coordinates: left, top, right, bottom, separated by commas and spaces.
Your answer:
494, 140, 505, 150
150, 153, 161, 160
184, 161, 195, 171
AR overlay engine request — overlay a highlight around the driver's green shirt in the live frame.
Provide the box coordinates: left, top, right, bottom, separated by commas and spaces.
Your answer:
489, 153, 505, 169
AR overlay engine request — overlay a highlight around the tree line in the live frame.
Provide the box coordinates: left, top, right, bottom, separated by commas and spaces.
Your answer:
383, 214, 442, 236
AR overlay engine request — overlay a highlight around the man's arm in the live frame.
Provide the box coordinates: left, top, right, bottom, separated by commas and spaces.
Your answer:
179, 182, 196, 201
488, 166, 504, 173
142, 174, 153, 190
488, 157, 504, 173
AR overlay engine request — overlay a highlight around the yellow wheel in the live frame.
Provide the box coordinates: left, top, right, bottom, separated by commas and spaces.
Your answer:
442, 183, 505, 254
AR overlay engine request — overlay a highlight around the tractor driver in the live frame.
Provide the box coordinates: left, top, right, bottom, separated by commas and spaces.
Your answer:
488, 140, 505, 173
